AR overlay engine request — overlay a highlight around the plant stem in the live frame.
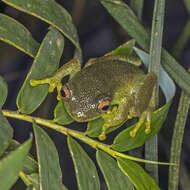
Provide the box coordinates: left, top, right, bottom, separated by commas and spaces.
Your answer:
168, 89, 190, 190
2, 109, 171, 165
145, 0, 165, 182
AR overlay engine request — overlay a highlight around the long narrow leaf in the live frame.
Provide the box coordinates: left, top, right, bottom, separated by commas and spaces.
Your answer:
0, 137, 32, 190
130, 0, 144, 20
54, 100, 74, 125
0, 13, 39, 57
6, 140, 38, 175
145, 0, 165, 182
168, 89, 190, 190
96, 150, 134, 190
67, 136, 100, 190
33, 123, 63, 190
0, 76, 8, 108
184, 0, 190, 14
17, 27, 64, 114
0, 112, 13, 157
2, 0, 80, 50
172, 19, 190, 59
117, 158, 160, 190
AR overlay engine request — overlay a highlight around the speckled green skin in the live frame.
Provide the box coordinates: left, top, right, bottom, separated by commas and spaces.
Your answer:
64, 60, 156, 123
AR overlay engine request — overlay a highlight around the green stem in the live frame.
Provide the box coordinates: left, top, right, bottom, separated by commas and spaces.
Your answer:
171, 19, 190, 59
2, 109, 171, 165
146, 0, 165, 182
168, 89, 190, 190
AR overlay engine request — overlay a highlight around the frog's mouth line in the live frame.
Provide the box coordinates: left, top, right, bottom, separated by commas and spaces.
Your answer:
69, 112, 101, 123
67, 104, 119, 123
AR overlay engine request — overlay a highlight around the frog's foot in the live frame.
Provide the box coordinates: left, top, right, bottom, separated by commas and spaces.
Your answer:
30, 77, 62, 100
130, 111, 152, 137
98, 106, 118, 141
128, 111, 133, 119
98, 123, 110, 141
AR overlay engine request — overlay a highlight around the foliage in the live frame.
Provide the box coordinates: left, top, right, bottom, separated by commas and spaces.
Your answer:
0, 0, 189, 190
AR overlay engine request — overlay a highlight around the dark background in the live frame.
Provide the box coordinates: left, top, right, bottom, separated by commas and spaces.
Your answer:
0, 0, 190, 189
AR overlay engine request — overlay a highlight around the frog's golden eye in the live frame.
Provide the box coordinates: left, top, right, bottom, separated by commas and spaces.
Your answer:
98, 100, 110, 112
61, 85, 70, 100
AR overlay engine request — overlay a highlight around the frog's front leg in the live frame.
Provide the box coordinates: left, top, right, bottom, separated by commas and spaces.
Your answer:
30, 58, 81, 100
98, 97, 132, 140
129, 72, 157, 137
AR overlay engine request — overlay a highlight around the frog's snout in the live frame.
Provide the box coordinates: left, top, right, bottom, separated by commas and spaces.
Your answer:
64, 102, 88, 122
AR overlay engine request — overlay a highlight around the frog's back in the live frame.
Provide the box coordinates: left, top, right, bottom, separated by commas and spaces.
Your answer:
85, 60, 144, 88
70, 60, 145, 100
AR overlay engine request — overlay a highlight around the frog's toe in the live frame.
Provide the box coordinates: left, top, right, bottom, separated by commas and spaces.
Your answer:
130, 129, 138, 137
129, 112, 147, 137
98, 132, 106, 141
30, 79, 43, 87
48, 84, 55, 92
56, 94, 62, 101
145, 122, 151, 134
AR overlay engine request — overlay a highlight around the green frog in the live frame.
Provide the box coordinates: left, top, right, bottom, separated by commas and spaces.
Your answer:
30, 55, 157, 140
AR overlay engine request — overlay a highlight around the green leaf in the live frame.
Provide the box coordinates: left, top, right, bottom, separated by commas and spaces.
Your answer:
145, 0, 165, 181
96, 150, 134, 190
148, 0, 165, 77
105, 39, 135, 56
54, 100, 74, 125
67, 136, 100, 190
86, 118, 104, 137
0, 13, 39, 57
184, 0, 190, 14
117, 158, 160, 190
33, 123, 63, 190
62, 184, 69, 190
101, 0, 150, 50
6, 140, 38, 174
171, 19, 190, 59
86, 117, 128, 138
17, 27, 64, 114
112, 101, 171, 152
101, 0, 190, 97
0, 137, 32, 190
130, 0, 144, 20
0, 112, 13, 156
168, 90, 190, 190
26, 186, 36, 190
2, 0, 80, 50
0, 76, 8, 108
27, 173, 40, 190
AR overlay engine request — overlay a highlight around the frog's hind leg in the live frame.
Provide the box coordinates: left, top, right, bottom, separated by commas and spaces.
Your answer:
130, 72, 157, 137
30, 58, 81, 100
85, 55, 142, 68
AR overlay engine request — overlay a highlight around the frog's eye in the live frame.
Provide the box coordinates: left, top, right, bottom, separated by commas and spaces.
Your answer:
98, 100, 110, 112
61, 85, 70, 100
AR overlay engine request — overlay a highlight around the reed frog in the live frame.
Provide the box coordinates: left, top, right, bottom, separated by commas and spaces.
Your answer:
30, 55, 157, 140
